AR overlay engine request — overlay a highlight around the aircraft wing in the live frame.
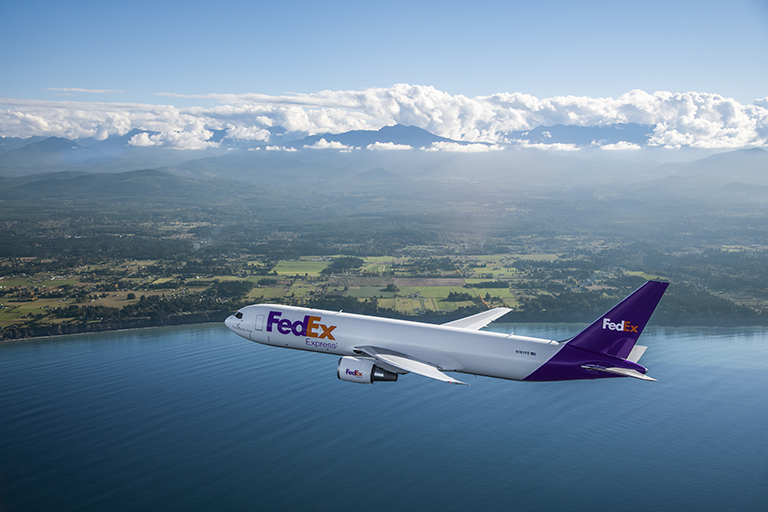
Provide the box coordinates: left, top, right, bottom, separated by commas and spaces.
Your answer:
441, 307, 512, 330
354, 346, 468, 385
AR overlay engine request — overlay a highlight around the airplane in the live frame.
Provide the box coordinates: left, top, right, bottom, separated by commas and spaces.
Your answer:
224, 280, 668, 385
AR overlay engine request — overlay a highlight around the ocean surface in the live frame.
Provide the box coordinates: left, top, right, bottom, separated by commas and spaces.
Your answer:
1, 322, 766, 512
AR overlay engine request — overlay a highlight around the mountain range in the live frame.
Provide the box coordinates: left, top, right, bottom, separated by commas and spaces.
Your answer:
1, 124, 767, 195
0, 123, 657, 174
291, 124, 462, 149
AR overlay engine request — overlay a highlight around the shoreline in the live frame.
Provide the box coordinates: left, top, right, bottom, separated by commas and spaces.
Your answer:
3, 309, 768, 342
0, 320, 227, 343
0, 311, 230, 342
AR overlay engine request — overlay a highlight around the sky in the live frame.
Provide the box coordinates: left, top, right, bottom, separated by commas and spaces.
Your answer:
1, 0, 767, 148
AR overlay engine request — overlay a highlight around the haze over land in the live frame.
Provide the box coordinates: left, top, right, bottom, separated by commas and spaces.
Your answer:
2, 121, 768, 338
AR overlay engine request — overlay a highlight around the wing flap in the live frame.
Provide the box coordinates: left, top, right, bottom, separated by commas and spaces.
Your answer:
442, 307, 511, 330
355, 346, 468, 385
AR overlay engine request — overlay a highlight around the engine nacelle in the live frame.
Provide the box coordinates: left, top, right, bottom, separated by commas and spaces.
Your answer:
337, 356, 398, 384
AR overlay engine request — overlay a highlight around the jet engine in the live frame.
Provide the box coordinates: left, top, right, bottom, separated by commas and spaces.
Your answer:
337, 356, 398, 384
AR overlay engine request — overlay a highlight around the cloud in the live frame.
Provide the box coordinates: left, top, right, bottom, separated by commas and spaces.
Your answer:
600, 141, 642, 151
304, 138, 356, 151
45, 88, 124, 95
128, 132, 160, 147
224, 124, 271, 141
512, 140, 581, 151
127, 119, 216, 150
366, 141, 413, 151
2, 86, 768, 149
422, 142, 504, 152
0, 97, 191, 142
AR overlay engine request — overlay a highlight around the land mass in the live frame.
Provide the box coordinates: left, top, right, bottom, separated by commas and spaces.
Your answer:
2, 130, 768, 339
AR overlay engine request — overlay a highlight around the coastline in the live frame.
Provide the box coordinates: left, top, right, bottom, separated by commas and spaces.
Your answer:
0, 311, 230, 342
4, 308, 768, 342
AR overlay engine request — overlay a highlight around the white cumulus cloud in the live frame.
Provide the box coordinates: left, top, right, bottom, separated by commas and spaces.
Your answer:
2, 85, 768, 149
224, 124, 271, 141
304, 138, 356, 151
513, 140, 581, 151
128, 132, 160, 147
600, 141, 642, 151
422, 142, 504, 152
366, 141, 413, 151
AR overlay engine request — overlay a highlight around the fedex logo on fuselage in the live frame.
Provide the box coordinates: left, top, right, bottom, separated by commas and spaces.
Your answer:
602, 318, 639, 333
267, 311, 337, 340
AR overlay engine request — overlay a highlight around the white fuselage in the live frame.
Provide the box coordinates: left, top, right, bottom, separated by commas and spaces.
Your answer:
225, 304, 563, 381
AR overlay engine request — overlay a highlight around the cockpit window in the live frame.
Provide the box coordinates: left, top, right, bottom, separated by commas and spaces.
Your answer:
235, 312, 243, 319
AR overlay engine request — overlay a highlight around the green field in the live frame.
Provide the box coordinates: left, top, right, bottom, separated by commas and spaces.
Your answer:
512, 254, 559, 261
625, 271, 669, 281
247, 287, 287, 300
273, 259, 331, 276
343, 286, 396, 298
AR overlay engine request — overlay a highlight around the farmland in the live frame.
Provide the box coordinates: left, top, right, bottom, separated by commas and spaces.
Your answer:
3, 238, 767, 341
3, 163, 768, 340
0, 252, 552, 335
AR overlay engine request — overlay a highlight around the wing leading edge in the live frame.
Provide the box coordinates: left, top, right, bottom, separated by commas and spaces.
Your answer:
442, 307, 512, 330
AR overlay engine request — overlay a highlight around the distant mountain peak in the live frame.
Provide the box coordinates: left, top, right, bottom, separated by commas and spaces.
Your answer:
34, 137, 83, 150
289, 124, 469, 149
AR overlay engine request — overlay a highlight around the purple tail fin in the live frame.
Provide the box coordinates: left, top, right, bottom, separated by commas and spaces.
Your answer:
567, 280, 669, 358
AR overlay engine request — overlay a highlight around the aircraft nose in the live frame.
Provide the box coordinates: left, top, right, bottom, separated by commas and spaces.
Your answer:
224, 314, 237, 331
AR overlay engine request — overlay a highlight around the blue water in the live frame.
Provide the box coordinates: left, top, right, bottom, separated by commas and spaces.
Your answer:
1, 323, 766, 512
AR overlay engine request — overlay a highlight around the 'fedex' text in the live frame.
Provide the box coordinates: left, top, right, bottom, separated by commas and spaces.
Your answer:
602, 318, 639, 333
267, 311, 337, 341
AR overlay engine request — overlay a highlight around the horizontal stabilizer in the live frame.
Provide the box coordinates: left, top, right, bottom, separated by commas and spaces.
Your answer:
355, 346, 468, 385
582, 365, 657, 382
442, 307, 512, 330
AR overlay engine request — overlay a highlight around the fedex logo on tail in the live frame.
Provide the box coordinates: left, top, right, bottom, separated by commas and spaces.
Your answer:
602, 318, 639, 333
267, 311, 337, 340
